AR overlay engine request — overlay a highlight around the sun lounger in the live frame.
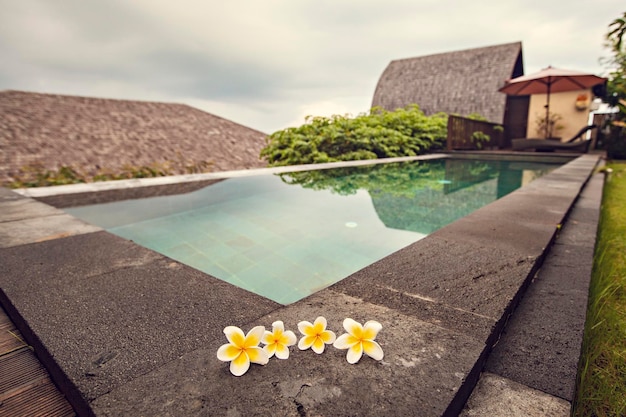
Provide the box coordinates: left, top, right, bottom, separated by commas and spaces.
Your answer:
511, 125, 597, 152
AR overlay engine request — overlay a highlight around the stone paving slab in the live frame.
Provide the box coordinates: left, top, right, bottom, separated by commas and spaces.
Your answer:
0, 189, 101, 247
331, 276, 497, 342
483, 169, 602, 402
0, 187, 28, 201
333, 235, 523, 337
0, 197, 68, 222
460, 373, 570, 417
333, 156, 599, 327
483, 260, 590, 401
0, 231, 280, 402
0, 213, 102, 248
91, 290, 485, 417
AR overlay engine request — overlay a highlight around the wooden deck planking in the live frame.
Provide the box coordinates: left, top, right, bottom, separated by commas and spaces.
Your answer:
0, 306, 76, 417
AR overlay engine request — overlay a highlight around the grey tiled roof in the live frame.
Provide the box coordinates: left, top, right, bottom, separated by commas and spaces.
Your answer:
371, 42, 523, 123
0, 90, 268, 183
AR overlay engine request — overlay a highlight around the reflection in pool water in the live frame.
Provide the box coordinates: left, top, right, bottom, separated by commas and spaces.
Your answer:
65, 158, 558, 304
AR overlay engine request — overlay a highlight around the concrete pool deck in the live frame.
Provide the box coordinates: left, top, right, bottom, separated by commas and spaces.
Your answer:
0, 153, 602, 416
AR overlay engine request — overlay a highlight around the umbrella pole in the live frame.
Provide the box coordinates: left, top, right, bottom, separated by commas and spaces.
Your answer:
545, 80, 551, 139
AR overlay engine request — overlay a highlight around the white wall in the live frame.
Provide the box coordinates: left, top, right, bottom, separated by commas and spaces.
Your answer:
526, 89, 592, 141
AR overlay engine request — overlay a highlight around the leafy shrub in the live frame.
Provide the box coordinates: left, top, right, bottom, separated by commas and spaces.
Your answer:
470, 131, 491, 149
535, 112, 564, 139
260, 105, 448, 166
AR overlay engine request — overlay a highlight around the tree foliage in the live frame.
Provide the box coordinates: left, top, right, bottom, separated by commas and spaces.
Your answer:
260, 105, 448, 166
606, 11, 626, 114
605, 11, 626, 158
608, 11, 626, 53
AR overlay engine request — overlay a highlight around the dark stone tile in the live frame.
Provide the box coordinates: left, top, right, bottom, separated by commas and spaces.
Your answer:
334, 233, 539, 322
460, 373, 571, 416
91, 291, 486, 417
332, 279, 496, 341
0, 231, 280, 400
484, 176, 598, 402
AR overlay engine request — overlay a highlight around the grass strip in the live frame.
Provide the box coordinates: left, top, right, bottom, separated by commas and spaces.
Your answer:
573, 161, 626, 416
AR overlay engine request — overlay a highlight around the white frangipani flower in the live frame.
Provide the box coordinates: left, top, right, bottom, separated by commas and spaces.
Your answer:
333, 318, 383, 364
297, 316, 336, 354
261, 321, 297, 359
217, 325, 269, 376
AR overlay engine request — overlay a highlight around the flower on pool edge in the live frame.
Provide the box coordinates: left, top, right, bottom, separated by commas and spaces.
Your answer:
217, 325, 269, 376
333, 318, 383, 364
297, 316, 336, 354
261, 321, 297, 359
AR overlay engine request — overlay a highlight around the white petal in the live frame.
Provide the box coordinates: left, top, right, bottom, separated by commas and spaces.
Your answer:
333, 333, 356, 350
311, 337, 325, 354
247, 346, 269, 365
272, 321, 285, 332
363, 340, 384, 361
230, 352, 250, 376
217, 343, 241, 362
314, 316, 327, 329
362, 321, 383, 340
343, 318, 362, 335
283, 330, 297, 347
275, 343, 290, 359
223, 326, 245, 347
261, 331, 274, 346
346, 342, 363, 364
263, 343, 277, 358
298, 321, 313, 336
245, 326, 266, 347
320, 330, 336, 344
298, 335, 315, 350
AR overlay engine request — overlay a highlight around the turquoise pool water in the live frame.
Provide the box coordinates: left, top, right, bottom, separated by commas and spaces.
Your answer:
65, 158, 559, 304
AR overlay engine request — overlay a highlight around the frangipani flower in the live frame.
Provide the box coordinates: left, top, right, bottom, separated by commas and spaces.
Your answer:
333, 318, 383, 364
298, 316, 336, 354
262, 321, 297, 359
217, 325, 269, 376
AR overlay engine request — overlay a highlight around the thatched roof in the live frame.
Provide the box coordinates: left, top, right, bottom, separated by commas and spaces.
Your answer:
371, 42, 524, 123
0, 90, 267, 184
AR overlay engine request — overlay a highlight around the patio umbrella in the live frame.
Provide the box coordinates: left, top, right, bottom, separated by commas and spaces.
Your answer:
499, 66, 606, 138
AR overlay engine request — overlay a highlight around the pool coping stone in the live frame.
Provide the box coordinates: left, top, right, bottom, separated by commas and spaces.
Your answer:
482, 164, 603, 403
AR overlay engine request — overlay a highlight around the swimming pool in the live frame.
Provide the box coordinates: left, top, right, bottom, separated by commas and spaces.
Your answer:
65, 157, 560, 304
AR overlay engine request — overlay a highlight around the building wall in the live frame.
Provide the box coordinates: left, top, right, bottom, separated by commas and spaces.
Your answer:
526, 89, 592, 140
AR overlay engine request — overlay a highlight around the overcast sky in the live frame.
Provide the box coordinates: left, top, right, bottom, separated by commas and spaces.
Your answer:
0, 1, 622, 133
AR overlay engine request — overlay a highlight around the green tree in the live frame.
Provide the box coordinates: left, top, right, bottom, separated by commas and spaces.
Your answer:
260, 105, 448, 166
605, 11, 626, 158
605, 12, 626, 111
608, 11, 626, 52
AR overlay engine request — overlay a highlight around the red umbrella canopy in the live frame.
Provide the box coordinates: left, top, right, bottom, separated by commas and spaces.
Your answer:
499, 66, 606, 139
499, 66, 606, 95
